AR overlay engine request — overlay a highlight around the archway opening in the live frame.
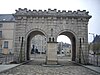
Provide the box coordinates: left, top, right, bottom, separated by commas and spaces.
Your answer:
57, 31, 76, 64
57, 35, 71, 62
26, 31, 47, 64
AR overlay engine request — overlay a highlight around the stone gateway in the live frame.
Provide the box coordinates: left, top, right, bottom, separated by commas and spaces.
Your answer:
13, 8, 91, 64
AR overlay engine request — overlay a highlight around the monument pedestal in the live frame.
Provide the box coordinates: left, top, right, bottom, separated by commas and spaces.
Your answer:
46, 42, 58, 65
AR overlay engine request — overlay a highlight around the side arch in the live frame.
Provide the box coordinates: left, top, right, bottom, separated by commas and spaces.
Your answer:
25, 28, 47, 39
55, 29, 78, 61
55, 29, 78, 41
25, 28, 47, 60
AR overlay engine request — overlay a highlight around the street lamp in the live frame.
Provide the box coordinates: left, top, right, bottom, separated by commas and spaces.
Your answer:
89, 33, 99, 66
89, 33, 95, 54
89, 33, 95, 42
89, 33, 95, 65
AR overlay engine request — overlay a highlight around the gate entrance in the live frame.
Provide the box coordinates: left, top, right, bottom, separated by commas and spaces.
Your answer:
26, 30, 46, 60
14, 8, 91, 64
57, 31, 76, 64
57, 30, 76, 61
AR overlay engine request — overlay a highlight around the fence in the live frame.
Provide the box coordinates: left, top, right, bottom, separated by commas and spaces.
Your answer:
0, 54, 14, 64
89, 54, 100, 66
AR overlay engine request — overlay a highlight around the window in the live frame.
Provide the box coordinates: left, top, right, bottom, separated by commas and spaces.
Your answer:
4, 41, 8, 48
0, 48, 2, 53
49, 38, 51, 42
52, 38, 54, 42
0, 24, 3, 28
0, 31, 2, 38
80, 38, 81, 48
83, 38, 84, 43
51, 28, 53, 36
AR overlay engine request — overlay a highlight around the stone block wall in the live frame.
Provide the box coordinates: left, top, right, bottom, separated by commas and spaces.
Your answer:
13, 8, 91, 64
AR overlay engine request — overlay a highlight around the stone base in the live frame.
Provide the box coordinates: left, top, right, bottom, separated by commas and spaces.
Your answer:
46, 42, 58, 65
42, 64, 62, 67
46, 60, 58, 65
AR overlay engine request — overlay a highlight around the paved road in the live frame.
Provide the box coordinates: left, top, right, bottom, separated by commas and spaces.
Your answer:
0, 60, 99, 75
0, 54, 99, 75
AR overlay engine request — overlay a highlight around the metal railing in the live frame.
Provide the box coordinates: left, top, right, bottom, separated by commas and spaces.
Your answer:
0, 54, 14, 64
89, 54, 100, 66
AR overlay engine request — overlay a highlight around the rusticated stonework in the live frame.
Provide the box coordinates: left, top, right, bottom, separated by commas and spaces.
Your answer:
13, 8, 91, 64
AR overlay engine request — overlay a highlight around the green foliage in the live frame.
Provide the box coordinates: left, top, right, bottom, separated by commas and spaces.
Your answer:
92, 43, 100, 54
96, 53, 100, 55
93, 43, 100, 50
88, 43, 100, 54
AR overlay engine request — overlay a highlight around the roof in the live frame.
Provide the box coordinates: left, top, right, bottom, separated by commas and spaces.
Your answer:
0, 14, 15, 22
93, 35, 100, 43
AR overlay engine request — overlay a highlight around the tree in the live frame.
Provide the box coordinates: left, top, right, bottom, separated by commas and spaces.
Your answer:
92, 42, 100, 55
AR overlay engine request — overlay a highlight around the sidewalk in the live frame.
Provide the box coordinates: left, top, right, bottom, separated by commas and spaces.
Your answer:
72, 61, 100, 74
0, 64, 19, 73
84, 65, 100, 74
0, 60, 30, 73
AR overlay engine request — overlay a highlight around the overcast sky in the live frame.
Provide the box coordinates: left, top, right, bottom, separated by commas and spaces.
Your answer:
0, 0, 100, 43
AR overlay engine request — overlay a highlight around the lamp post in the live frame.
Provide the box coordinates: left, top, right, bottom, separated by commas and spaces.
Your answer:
89, 33, 95, 41
89, 33, 95, 54
89, 33, 95, 65
89, 33, 99, 66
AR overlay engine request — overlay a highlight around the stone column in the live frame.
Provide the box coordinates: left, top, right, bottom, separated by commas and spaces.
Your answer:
46, 42, 58, 65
